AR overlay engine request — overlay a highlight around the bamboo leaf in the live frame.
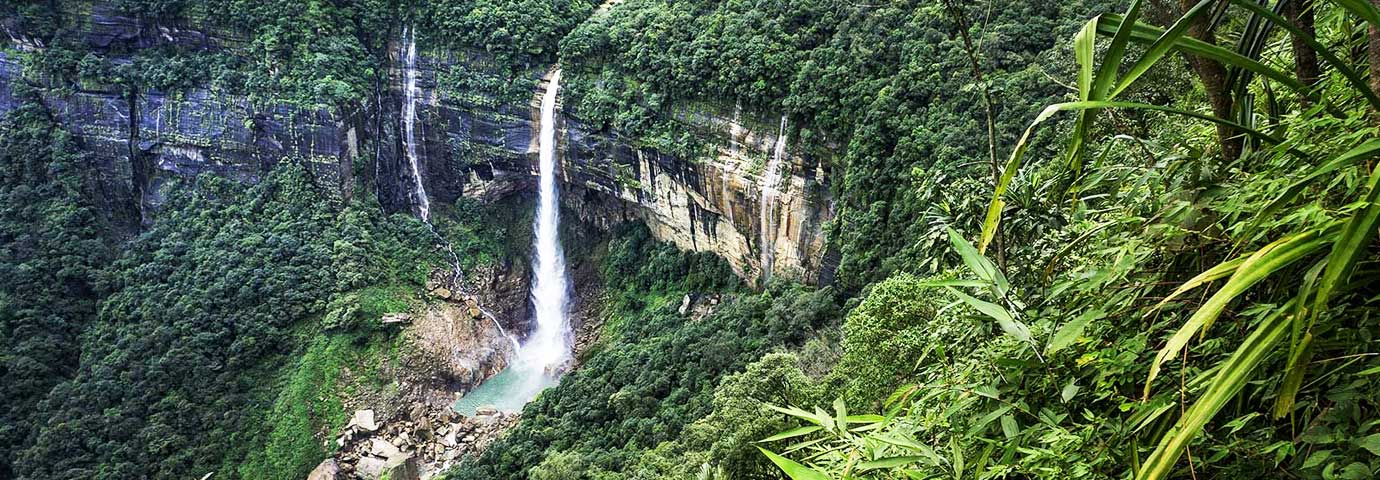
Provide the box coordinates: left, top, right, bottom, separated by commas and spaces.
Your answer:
915, 279, 991, 288
1048, 308, 1102, 354
1145, 227, 1334, 396
1137, 303, 1295, 480
766, 404, 823, 426
980, 99, 1294, 254
1149, 257, 1247, 313
758, 447, 831, 480
758, 426, 823, 443
945, 287, 1031, 342
858, 456, 928, 471
1246, 140, 1380, 243
947, 227, 1007, 296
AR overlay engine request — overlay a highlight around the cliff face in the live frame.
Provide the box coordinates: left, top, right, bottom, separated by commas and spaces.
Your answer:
554, 91, 834, 284
0, 6, 833, 285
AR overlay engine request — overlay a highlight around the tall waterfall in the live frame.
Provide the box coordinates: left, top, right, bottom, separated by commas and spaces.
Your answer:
516, 69, 570, 374
759, 114, 788, 281
400, 26, 431, 221
453, 69, 569, 415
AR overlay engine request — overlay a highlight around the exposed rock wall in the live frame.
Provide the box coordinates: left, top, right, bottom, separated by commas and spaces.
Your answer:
553, 86, 834, 284
0, 5, 833, 284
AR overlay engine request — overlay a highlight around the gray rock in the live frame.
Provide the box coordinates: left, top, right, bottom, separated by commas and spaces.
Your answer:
307, 459, 339, 480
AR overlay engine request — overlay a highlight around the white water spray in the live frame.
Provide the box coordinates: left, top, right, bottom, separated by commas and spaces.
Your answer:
454, 70, 569, 415
515, 69, 571, 374
759, 114, 788, 281
400, 27, 430, 221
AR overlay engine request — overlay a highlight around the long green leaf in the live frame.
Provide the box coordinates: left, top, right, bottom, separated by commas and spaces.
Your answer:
1099, 13, 1307, 93
1334, 0, 1380, 28
858, 456, 928, 471
947, 227, 1008, 296
1313, 161, 1380, 319
1048, 309, 1102, 354
1246, 140, 1380, 243
1110, 0, 1214, 98
1275, 160, 1380, 415
1067, 17, 1098, 179
979, 99, 1295, 253
1148, 257, 1247, 313
758, 447, 831, 480
1144, 226, 1334, 395
945, 287, 1031, 342
1137, 303, 1295, 480
759, 426, 823, 443
1094, 0, 1142, 100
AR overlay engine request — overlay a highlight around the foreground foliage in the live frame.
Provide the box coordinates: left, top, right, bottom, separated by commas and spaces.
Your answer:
757, 1, 1380, 479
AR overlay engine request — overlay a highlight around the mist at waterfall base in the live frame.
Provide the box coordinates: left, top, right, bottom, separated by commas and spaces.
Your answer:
454, 70, 570, 416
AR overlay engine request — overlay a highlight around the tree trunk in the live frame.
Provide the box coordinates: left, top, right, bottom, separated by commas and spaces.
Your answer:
1284, 0, 1321, 99
1370, 0, 1380, 103
941, 0, 1006, 272
1181, 0, 1241, 160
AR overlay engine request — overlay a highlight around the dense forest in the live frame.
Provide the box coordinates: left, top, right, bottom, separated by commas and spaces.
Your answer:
3, 0, 1380, 479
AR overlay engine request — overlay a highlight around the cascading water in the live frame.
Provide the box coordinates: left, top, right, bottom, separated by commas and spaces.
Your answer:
400, 26, 431, 221
516, 68, 571, 373
396, 27, 517, 350
453, 69, 570, 415
758, 114, 788, 281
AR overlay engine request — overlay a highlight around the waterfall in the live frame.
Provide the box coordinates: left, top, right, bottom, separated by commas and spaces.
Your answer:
400, 26, 431, 221
516, 69, 571, 374
759, 114, 788, 281
454, 69, 568, 415
397, 27, 517, 351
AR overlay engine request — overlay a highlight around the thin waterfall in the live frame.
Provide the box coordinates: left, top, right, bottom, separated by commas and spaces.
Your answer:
515, 69, 570, 375
759, 114, 788, 281
400, 26, 431, 221
397, 27, 517, 350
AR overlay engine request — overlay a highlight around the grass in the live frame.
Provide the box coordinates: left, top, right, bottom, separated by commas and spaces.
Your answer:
238, 331, 403, 479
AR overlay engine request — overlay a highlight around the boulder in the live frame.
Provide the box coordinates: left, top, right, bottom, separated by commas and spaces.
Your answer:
381, 313, 412, 324
678, 294, 692, 315
380, 456, 421, 480
431, 287, 453, 299
347, 409, 378, 432
369, 438, 403, 460
307, 459, 339, 480
355, 456, 387, 479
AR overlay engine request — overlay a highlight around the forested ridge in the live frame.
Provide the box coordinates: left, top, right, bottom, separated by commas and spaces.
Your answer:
3, 0, 1380, 479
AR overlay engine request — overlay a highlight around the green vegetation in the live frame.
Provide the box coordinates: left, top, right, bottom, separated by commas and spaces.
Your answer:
749, 2, 1380, 479
242, 331, 403, 479
1, 157, 459, 478
559, 0, 1123, 288
7, 0, 1380, 479
0, 85, 111, 480
445, 225, 840, 479
6, 0, 592, 109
